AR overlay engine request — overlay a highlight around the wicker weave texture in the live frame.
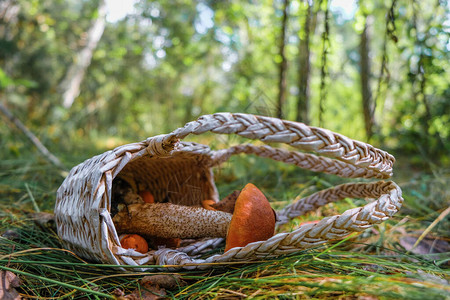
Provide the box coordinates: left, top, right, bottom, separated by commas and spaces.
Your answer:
54, 113, 403, 270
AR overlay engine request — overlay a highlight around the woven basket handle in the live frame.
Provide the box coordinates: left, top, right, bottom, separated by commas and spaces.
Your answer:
111, 113, 403, 268
165, 113, 394, 178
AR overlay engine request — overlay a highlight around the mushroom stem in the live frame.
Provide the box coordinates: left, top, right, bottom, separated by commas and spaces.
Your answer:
113, 203, 232, 239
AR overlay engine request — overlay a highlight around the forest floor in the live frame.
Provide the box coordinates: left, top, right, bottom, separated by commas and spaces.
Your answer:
0, 140, 449, 299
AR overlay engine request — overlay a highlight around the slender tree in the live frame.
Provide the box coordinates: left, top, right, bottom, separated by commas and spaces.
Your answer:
359, 15, 375, 140
318, 0, 330, 127
410, 1, 432, 136
296, 0, 314, 124
0, 0, 20, 44
0, 0, 20, 75
276, 0, 289, 119
59, 0, 107, 109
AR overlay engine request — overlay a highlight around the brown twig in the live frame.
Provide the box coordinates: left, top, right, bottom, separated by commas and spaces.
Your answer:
0, 102, 67, 172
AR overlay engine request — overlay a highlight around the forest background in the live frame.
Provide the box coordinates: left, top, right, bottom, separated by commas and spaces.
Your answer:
1, 0, 448, 159
0, 0, 449, 298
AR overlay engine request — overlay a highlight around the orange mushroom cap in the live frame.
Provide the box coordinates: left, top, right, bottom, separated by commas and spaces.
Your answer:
139, 190, 155, 203
225, 183, 276, 252
120, 234, 149, 254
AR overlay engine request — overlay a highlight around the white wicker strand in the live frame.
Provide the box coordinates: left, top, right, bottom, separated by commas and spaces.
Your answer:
210, 144, 385, 179
276, 181, 401, 224
176, 238, 224, 256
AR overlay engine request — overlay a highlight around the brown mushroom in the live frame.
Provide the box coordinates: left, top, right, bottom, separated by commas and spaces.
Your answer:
113, 203, 232, 239
201, 199, 217, 211
210, 190, 240, 214
112, 183, 276, 251
120, 234, 149, 254
224, 183, 276, 251
139, 190, 155, 204
201, 190, 240, 213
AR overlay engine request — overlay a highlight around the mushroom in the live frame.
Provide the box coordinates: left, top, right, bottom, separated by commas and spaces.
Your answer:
112, 183, 276, 251
210, 190, 240, 214
224, 184, 276, 251
201, 199, 217, 211
120, 234, 149, 254
113, 202, 232, 239
139, 190, 155, 204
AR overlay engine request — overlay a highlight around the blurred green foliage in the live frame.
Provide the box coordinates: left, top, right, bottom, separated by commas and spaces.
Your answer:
0, 0, 449, 167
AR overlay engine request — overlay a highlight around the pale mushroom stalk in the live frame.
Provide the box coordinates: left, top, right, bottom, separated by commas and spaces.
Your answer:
113, 203, 232, 239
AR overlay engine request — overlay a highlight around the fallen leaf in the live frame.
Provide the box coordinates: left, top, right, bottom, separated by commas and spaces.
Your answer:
416, 269, 449, 285
112, 288, 125, 297
122, 285, 167, 300
114, 276, 183, 300
30, 212, 56, 230
0, 271, 21, 300
355, 295, 380, 300
140, 274, 185, 290
2, 230, 20, 241
400, 234, 449, 259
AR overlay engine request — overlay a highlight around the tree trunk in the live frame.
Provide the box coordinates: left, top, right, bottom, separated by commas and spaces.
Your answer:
318, 2, 330, 127
276, 0, 289, 119
296, 0, 313, 124
184, 97, 194, 126
0, 0, 20, 77
59, 0, 107, 109
359, 16, 375, 140
0, 0, 20, 40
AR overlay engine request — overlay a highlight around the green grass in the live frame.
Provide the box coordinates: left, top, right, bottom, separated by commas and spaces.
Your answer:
1, 144, 449, 299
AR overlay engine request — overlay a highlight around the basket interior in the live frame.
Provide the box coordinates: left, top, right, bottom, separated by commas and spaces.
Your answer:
112, 150, 218, 210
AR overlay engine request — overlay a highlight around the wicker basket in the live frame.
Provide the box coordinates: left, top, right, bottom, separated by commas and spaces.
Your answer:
55, 113, 403, 271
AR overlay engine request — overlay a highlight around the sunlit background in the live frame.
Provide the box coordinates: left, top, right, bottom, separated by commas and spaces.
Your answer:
1, 0, 449, 165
